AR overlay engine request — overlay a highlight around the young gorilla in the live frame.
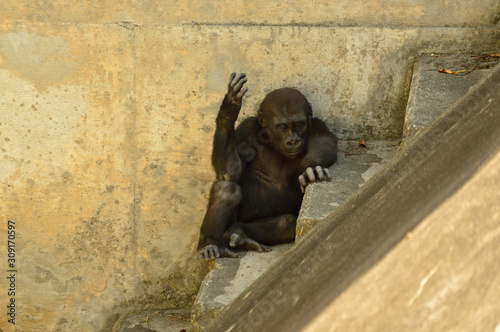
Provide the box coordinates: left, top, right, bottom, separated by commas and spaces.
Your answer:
198, 73, 338, 260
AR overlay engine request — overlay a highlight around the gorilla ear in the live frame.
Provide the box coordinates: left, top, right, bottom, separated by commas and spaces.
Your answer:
307, 102, 313, 117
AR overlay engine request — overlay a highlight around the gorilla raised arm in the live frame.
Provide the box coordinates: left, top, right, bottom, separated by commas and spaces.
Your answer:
198, 73, 338, 260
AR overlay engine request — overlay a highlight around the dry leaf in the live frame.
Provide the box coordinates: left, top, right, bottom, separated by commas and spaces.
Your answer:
359, 137, 366, 148
438, 68, 457, 75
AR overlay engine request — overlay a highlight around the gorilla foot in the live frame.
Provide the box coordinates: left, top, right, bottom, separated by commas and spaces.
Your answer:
228, 229, 272, 253
199, 244, 238, 260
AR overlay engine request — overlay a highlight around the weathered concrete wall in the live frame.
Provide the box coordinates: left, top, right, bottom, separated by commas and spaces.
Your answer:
2, 0, 499, 27
0, 1, 499, 331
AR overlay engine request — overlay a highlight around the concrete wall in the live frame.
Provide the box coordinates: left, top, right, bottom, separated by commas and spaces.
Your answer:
0, 1, 498, 331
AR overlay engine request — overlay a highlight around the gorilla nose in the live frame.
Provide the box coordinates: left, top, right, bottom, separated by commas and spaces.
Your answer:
286, 138, 299, 149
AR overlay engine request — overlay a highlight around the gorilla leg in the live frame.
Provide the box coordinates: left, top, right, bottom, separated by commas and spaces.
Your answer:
198, 181, 241, 260
224, 214, 297, 249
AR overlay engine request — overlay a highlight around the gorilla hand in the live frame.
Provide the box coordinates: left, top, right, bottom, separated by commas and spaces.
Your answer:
220, 72, 248, 123
299, 166, 332, 193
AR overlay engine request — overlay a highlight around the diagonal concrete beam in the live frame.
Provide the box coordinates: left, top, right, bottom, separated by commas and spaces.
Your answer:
206, 63, 500, 332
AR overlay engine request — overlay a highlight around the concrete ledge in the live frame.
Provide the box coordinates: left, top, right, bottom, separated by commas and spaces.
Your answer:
297, 139, 399, 239
299, 53, 500, 240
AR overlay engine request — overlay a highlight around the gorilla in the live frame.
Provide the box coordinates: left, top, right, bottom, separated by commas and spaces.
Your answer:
198, 73, 338, 260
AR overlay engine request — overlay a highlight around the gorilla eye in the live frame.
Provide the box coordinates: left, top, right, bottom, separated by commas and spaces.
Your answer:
276, 124, 288, 131
294, 122, 304, 129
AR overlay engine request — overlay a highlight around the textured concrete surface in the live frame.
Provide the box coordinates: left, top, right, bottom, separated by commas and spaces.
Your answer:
204, 60, 500, 332
190, 244, 292, 332
0, 3, 498, 332
297, 139, 399, 239
2, 0, 499, 27
403, 54, 500, 142
120, 308, 190, 332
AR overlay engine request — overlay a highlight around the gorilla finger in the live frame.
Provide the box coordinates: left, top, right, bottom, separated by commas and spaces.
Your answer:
237, 87, 248, 99
204, 249, 213, 260
206, 248, 213, 260
261, 245, 272, 252
299, 175, 307, 188
298, 174, 307, 186
300, 180, 307, 193
233, 78, 248, 95
315, 165, 324, 181
246, 238, 263, 252
230, 73, 246, 88
324, 168, 332, 181
228, 72, 236, 85
306, 167, 316, 182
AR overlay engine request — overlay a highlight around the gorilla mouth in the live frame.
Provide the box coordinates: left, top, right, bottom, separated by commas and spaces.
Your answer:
283, 149, 303, 158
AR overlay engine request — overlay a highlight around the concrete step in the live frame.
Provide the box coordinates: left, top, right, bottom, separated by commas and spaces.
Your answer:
403, 53, 499, 143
